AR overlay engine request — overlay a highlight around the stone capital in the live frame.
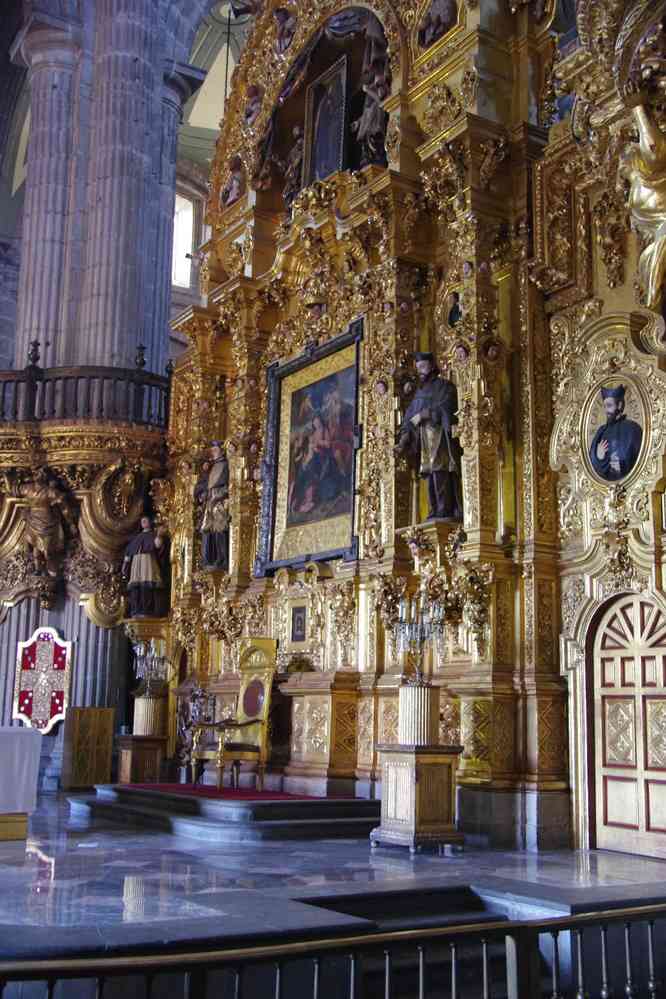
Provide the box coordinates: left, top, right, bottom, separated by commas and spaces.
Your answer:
163, 60, 206, 110
10, 14, 81, 73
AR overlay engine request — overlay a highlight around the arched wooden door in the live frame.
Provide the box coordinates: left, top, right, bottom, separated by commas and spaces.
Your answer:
594, 595, 666, 856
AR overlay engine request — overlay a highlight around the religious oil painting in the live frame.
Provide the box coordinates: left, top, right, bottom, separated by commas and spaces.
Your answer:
303, 55, 349, 186
585, 380, 644, 483
286, 365, 356, 528
254, 320, 362, 576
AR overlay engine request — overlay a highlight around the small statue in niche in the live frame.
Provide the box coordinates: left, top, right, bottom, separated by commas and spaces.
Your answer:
351, 63, 390, 168
195, 441, 230, 570
122, 515, 170, 618
243, 85, 262, 127
17, 468, 78, 577
395, 351, 463, 521
447, 291, 462, 326
418, 0, 457, 48
274, 8, 297, 55
220, 155, 245, 208
279, 125, 305, 208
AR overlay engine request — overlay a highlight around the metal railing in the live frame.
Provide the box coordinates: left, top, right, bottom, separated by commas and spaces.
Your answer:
0, 900, 663, 998
0, 343, 171, 429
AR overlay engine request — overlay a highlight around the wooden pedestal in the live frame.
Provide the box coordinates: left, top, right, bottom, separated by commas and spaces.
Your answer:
61, 708, 115, 789
0, 813, 27, 841
370, 744, 464, 854
117, 735, 167, 784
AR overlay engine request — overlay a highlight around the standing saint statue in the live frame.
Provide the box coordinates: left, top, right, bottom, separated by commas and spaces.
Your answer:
279, 125, 304, 208
195, 442, 230, 570
395, 352, 463, 521
18, 468, 78, 577
122, 516, 170, 618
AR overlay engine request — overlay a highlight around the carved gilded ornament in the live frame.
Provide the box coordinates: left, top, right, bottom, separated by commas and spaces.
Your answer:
207, 0, 405, 233
550, 313, 666, 509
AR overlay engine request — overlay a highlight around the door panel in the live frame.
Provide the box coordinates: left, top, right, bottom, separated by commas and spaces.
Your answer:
594, 596, 666, 856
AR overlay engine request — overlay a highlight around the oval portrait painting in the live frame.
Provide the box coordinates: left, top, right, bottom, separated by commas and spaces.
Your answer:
585, 380, 644, 483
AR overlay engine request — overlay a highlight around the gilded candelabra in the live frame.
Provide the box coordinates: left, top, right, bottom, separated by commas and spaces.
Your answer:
395, 589, 447, 682
132, 639, 171, 696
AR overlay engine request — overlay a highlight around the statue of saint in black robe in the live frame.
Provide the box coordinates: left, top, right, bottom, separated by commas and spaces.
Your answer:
195, 444, 230, 570
589, 385, 643, 481
122, 518, 170, 618
397, 353, 462, 521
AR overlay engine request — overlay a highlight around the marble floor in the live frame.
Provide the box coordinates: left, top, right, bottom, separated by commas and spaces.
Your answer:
2, 795, 666, 958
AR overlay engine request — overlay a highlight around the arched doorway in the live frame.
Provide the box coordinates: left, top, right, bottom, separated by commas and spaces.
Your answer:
592, 594, 666, 856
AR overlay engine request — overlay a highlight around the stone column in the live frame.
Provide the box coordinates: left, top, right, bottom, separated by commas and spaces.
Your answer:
77, 0, 156, 370
146, 62, 205, 374
11, 18, 80, 368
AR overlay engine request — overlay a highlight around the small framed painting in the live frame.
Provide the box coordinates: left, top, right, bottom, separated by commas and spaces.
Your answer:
291, 606, 307, 643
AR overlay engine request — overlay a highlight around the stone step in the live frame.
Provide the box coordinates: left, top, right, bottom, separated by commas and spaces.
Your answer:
91, 784, 381, 824
68, 792, 381, 843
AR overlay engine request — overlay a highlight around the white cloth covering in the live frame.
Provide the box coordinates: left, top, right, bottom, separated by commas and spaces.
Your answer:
0, 726, 41, 813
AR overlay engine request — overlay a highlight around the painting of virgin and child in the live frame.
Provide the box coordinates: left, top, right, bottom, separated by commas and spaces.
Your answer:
286, 366, 356, 528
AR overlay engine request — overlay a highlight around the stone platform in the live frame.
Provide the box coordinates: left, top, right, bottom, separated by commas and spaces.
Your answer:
68, 785, 382, 843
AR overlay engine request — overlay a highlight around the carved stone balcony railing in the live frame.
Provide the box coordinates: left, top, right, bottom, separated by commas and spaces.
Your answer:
0, 348, 171, 429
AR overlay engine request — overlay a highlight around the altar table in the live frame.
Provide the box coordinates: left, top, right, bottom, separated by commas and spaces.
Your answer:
0, 726, 41, 840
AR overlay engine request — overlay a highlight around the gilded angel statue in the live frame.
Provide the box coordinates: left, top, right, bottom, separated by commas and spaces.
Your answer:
618, 102, 666, 315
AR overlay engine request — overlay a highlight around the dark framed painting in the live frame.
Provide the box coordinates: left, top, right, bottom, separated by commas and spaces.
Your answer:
291, 606, 307, 643
254, 319, 363, 576
303, 55, 350, 186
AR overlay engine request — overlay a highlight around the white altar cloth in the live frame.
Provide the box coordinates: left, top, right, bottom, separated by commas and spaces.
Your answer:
0, 726, 41, 813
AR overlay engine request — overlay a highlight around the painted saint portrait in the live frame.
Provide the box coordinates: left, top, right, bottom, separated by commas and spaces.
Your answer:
286, 366, 356, 528
304, 56, 349, 186
587, 383, 643, 482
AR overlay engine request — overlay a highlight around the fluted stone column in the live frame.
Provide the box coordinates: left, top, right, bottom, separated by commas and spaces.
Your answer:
77, 0, 156, 369
146, 62, 205, 373
11, 19, 80, 368
78, 4, 204, 374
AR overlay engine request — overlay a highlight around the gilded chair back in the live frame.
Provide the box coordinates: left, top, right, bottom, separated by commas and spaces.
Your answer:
234, 638, 277, 762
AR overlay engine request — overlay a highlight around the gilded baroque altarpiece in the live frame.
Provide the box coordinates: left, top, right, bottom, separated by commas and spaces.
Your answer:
2, 0, 666, 847
137, 0, 666, 846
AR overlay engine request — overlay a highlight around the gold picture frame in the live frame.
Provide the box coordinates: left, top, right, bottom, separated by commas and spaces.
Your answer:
255, 321, 362, 575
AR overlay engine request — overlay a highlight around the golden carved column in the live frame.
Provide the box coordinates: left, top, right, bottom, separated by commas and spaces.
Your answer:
511, 126, 570, 848
418, 116, 522, 843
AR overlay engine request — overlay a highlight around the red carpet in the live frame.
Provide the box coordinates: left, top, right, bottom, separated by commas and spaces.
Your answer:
127, 783, 318, 801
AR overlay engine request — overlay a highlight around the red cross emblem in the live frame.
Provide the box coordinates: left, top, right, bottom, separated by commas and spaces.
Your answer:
14, 627, 72, 734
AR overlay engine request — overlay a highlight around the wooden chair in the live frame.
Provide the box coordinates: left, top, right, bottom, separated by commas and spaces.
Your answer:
192, 638, 277, 791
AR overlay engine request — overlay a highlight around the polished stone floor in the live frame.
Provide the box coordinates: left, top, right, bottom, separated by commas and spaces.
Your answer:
2, 795, 666, 958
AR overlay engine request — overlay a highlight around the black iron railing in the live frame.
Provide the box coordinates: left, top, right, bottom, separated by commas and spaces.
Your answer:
0, 343, 171, 429
0, 901, 663, 998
